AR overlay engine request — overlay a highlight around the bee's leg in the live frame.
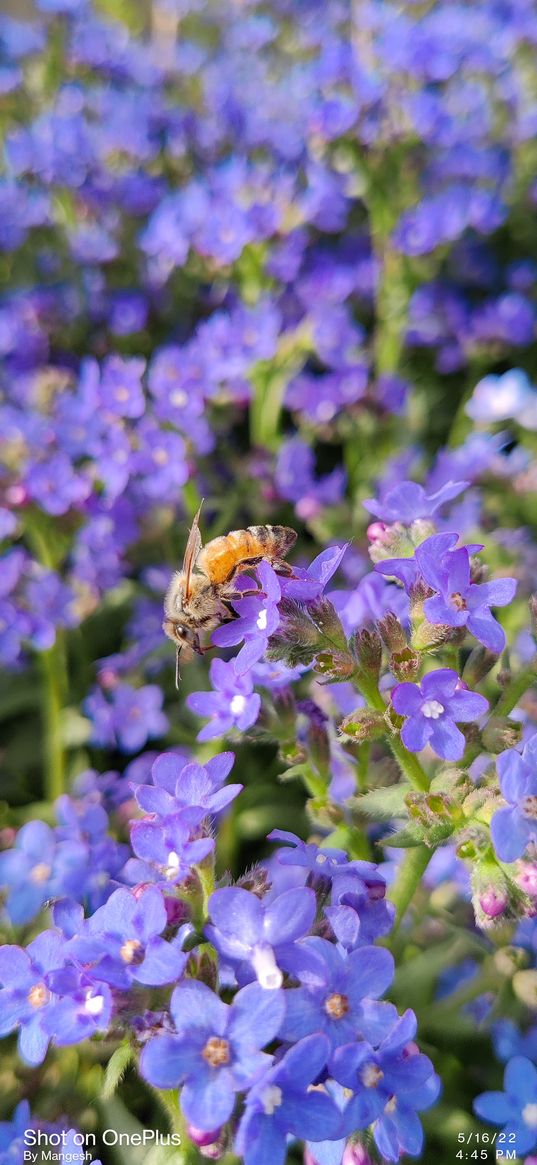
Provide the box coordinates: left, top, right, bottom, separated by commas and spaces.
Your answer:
271, 559, 295, 576
225, 588, 260, 600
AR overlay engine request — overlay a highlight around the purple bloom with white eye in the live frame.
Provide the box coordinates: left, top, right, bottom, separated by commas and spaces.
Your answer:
40, 967, 113, 1048
0, 820, 56, 924
128, 813, 214, 886
466, 368, 537, 430
473, 1056, 537, 1157
85, 683, 168, 754
59, 887, 187, 989
98, 355, 146, 419
363, 480, 468, 524
140, 980, 285, 1132
206, 885, 316, 989
134, 750, 242, 827
415, 538, 516, 653
327, 866, 394, 948
490, 736, 537, 863
0, 931, 64, 1065
212, 563, 281, 674
0, 1100, 31, 1160
280, 936, 394, 1050
132, 423, 189, 501
186, 659, 261, 741
268, 830, 349, 878
391, 669, 489, 761
333, 1011, 440, 1163
235, 1033, 341, 1165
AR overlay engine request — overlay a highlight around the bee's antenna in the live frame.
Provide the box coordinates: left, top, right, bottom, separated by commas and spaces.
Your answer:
175, 645, 182, 688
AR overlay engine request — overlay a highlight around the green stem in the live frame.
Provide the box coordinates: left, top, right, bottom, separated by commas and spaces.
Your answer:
355, 676, 430, 791
153, 1089, 201, 1164
40, 642, 66, 802
421, 969, 496, 1026
493, 655, 537, 718
389, 845, 432, 938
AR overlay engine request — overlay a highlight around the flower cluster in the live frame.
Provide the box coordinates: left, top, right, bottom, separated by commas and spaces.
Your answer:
1, 0, 537, 1161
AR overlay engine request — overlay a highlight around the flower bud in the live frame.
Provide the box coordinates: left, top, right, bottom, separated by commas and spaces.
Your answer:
391, 647, 420, 681
493, 944, 530, 978
307, 599, 347, 649
479, 886, 508, 920
515, 861, 537, 898
188, 1127, 223, 1148
471, 859, 511, 929
351, 628, 382, 681
463, 645, 498, 686
340, 708, 385, 742
378, 611, 408, 653
513, 969, 537, 1009
367, 521, 414, 564
237, 864, 271, 897
481, 717, 523, 753
314, 650, 355, 680
412, 617, 452, 650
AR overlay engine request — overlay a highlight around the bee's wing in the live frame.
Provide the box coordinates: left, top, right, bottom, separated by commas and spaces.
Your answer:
181, 504, 204, 600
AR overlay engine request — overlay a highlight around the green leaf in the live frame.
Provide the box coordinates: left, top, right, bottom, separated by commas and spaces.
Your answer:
101, 1043, 134, 1101
354, 784, 409, 821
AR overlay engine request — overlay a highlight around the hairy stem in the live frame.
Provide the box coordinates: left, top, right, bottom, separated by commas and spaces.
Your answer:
493, 654, 537, 719
389, 845, 432, 938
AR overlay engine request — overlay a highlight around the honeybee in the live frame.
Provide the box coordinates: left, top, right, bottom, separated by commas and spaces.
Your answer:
163, 506, 297, 684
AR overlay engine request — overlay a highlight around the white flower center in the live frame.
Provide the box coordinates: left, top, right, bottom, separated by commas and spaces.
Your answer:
251, 944, 283, 990
31, 863, 52, 884
256, 609, 268, 631
164, 851, 181, 879
230, 694, 246, 716
523, 1103, 537, 1129
261, 1085, 283, 1116
85, 992, 105, 1016
421, 699, 445, 720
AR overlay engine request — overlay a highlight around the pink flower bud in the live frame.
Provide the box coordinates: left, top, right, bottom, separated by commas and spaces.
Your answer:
188, 1125, 222, 1148
479, 887, 508, 919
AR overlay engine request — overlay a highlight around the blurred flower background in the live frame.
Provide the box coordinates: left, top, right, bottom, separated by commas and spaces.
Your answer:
1, 1, 537, 1163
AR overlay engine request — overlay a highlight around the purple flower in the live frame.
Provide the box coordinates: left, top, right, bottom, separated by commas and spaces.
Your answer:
212, 563, 282, 673
490, 736, 537, 863
186, 660, 261, 741
25, 452, 90, 516
333, 1011, 440, 1163
281, 936, 394, 1050
280, 544, 348, 604
0, 1100, 31, 1160
140, 980, 285, 1132
0, 820, 56, 924
391, 669, 489, 761
473, 1056, 537, 1157
235, 1034, 341, 1165
99, 355, 146, 419
40, 967, 113, 1048
129, 813, 214, 886
275, 436, 346, 521
415, 536, 516, 653
134, 750, 242, 827
363, 480, 468, 524
268, 830, 349, 878
60, 887, 187, 989
85, 683, 168, 754
206, 885, 316, 989
0, 931, 64, 1065
327, 866, 394, 948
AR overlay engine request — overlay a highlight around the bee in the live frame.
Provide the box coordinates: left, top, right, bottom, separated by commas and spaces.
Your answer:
163, 505, 297, 684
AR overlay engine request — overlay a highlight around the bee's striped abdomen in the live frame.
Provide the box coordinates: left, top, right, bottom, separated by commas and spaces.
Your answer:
198, 525, 297, 584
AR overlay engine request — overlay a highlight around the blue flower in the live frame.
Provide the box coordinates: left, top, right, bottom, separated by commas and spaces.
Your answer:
59, 887, 187, 989
186, 659, 261, 741
0, 931, 64, 1065
491, 736, 537, 863
140, 980, 285, 1132
333, 1010, 440, 1163
206, 885, 316, 989
466, 369, 537, 430
212, 562, 282, 674
129, 813, 214, 886
134, 750, 242, 827
415, 537, 516, 653
235, 1034, 341, 1165
392, 669, 488, 761
473, 1056, 537, 1157
279, 936, 394, 1050
327, 865, 394, 947
0, 820, 56, 924
0, 1100, 31, 1163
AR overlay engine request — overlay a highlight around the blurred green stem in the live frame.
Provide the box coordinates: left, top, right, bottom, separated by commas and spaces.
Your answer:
154, 1090, 201, 1164
40, 642, 66, 802
389, 845, 432, 938
494, 654, 537, 718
